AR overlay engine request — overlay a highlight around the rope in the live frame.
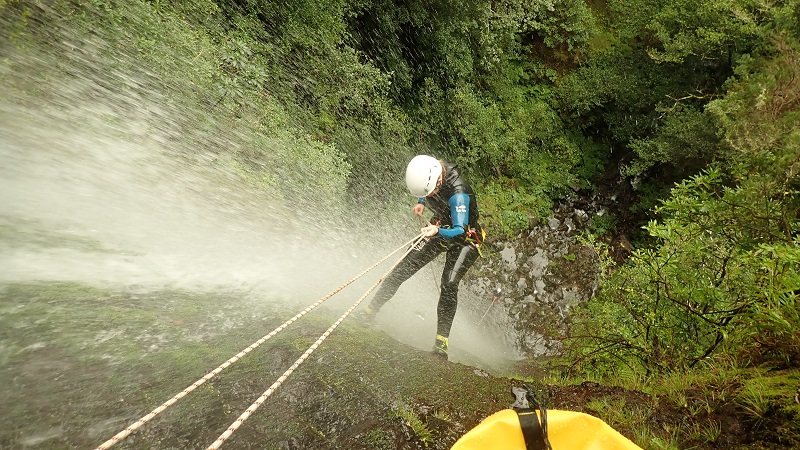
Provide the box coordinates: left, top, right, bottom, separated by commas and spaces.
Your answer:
416, 215, 440, 292
95, 233, 423, 450
477, 288, 501, 326
206, 234, 426, 449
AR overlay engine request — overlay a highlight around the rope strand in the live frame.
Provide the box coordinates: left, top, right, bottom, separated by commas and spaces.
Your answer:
206, 234, 426, 449
95, 234, 422, 450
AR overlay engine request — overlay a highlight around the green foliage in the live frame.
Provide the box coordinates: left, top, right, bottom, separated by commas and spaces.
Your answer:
478, 178, 551, 237
573, 29, 800, 372
566, 29, 799, 379
3, 0, 413, 214
736, 377, 771, 425
3, 0, 799, 438
558, 43, 731, 184
577, 232, 615, 279
625, 105, 719, 176
391, 402, 433, 446
518, 0, 597, 53
446, 77, 584, 220
2, 0, 607, 236
585, 397, 652, 435
707, 36, 800, 195
568, 166, 799, 375
450, 84, 507, 173
343, 0, 601, 228
4, 1, 800, 444
4, 0, 795, 239
237, 132, 353, 209
363, 429, 393, 450
588, 211, 616, 237
607, 0, 771, 63
645, 0, 765, 63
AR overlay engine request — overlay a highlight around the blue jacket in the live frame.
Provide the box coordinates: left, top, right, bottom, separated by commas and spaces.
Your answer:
419, 162, 480, 240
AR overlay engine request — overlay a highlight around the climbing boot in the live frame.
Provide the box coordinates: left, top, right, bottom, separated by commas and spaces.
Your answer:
432, 334, 448, 360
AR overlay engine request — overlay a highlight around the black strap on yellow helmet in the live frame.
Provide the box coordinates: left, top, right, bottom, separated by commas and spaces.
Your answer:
511, 386, 553, 450
517, 410, 546, 450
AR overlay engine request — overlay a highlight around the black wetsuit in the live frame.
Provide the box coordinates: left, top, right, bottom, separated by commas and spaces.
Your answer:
368, 162, 482, 338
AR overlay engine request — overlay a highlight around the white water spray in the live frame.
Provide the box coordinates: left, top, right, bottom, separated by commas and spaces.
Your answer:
0, 5, 522, 381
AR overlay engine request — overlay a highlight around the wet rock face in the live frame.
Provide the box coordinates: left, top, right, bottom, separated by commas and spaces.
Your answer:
467, 201, 602, 357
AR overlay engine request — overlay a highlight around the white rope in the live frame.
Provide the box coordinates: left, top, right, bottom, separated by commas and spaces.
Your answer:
95, 234, 423, 450
205, 234, 426, 449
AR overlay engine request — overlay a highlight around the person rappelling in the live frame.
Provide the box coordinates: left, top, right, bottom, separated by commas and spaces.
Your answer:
361, 155, 485, 360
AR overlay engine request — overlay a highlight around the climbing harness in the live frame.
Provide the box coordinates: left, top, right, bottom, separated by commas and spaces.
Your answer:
451, 385, 643, 450
95, 233, 426, 450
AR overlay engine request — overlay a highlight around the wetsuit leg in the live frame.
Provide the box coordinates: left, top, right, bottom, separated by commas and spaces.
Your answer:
368, 238, 444, 311
436, 243, 479, 337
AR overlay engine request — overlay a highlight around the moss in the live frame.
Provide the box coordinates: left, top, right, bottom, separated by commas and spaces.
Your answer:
363, 428, 393, 449
3, 280, 799, 449
392, 401, 433, 446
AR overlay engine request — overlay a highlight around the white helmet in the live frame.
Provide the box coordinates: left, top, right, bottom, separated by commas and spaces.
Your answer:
405, 155, 443, 197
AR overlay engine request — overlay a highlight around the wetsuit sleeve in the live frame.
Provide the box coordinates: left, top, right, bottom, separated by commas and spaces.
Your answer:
438, 193, 469, 239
